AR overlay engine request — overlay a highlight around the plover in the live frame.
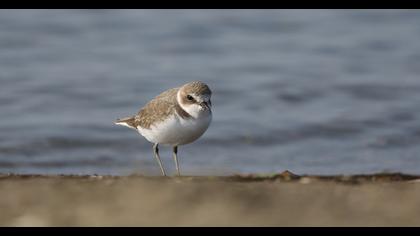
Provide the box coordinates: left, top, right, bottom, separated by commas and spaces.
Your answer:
115, 81, 212, 176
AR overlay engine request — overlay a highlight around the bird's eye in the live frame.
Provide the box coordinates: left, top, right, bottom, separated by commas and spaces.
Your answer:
187, 95, 194, 101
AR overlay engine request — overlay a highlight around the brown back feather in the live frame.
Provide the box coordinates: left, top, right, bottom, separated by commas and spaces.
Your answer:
134, 87, 192, 129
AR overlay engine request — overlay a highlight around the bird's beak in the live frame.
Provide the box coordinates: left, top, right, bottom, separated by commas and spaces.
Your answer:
200, 102, 210, 110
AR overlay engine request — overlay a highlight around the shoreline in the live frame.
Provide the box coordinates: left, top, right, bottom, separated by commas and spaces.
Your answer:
1, 171, 420, 226
1, 171, 419, 184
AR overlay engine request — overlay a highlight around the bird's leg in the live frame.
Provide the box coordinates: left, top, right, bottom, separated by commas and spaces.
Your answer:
173, 146, 180, 176
153, 143, 167, 176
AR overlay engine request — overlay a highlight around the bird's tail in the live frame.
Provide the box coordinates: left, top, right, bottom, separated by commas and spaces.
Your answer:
114, 116, 137, 130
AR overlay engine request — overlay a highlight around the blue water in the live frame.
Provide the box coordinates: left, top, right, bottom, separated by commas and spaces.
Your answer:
1, 9, 420, 175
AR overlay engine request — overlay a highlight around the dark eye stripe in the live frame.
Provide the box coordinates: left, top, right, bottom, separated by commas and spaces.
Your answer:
186, 95, 194, 101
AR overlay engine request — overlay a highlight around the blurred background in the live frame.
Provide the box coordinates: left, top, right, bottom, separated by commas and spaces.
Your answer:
1, 9, 420, 175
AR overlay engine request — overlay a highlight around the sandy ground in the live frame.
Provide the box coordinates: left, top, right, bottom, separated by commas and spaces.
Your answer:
1, 171, 420, 226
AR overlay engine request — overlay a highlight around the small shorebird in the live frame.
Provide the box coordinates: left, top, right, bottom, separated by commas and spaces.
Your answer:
115, 81, 212, 176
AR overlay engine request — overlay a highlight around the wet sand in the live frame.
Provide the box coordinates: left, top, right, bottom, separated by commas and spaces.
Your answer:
1, 171, 420, 226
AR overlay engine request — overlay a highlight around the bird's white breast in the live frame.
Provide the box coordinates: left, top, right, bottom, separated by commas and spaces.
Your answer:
137, 111, 212, 146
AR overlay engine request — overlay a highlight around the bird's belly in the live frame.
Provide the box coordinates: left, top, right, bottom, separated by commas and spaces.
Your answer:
137, 113, 212, 146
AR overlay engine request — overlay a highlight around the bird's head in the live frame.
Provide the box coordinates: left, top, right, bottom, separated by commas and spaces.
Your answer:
177, 81, 212, 118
